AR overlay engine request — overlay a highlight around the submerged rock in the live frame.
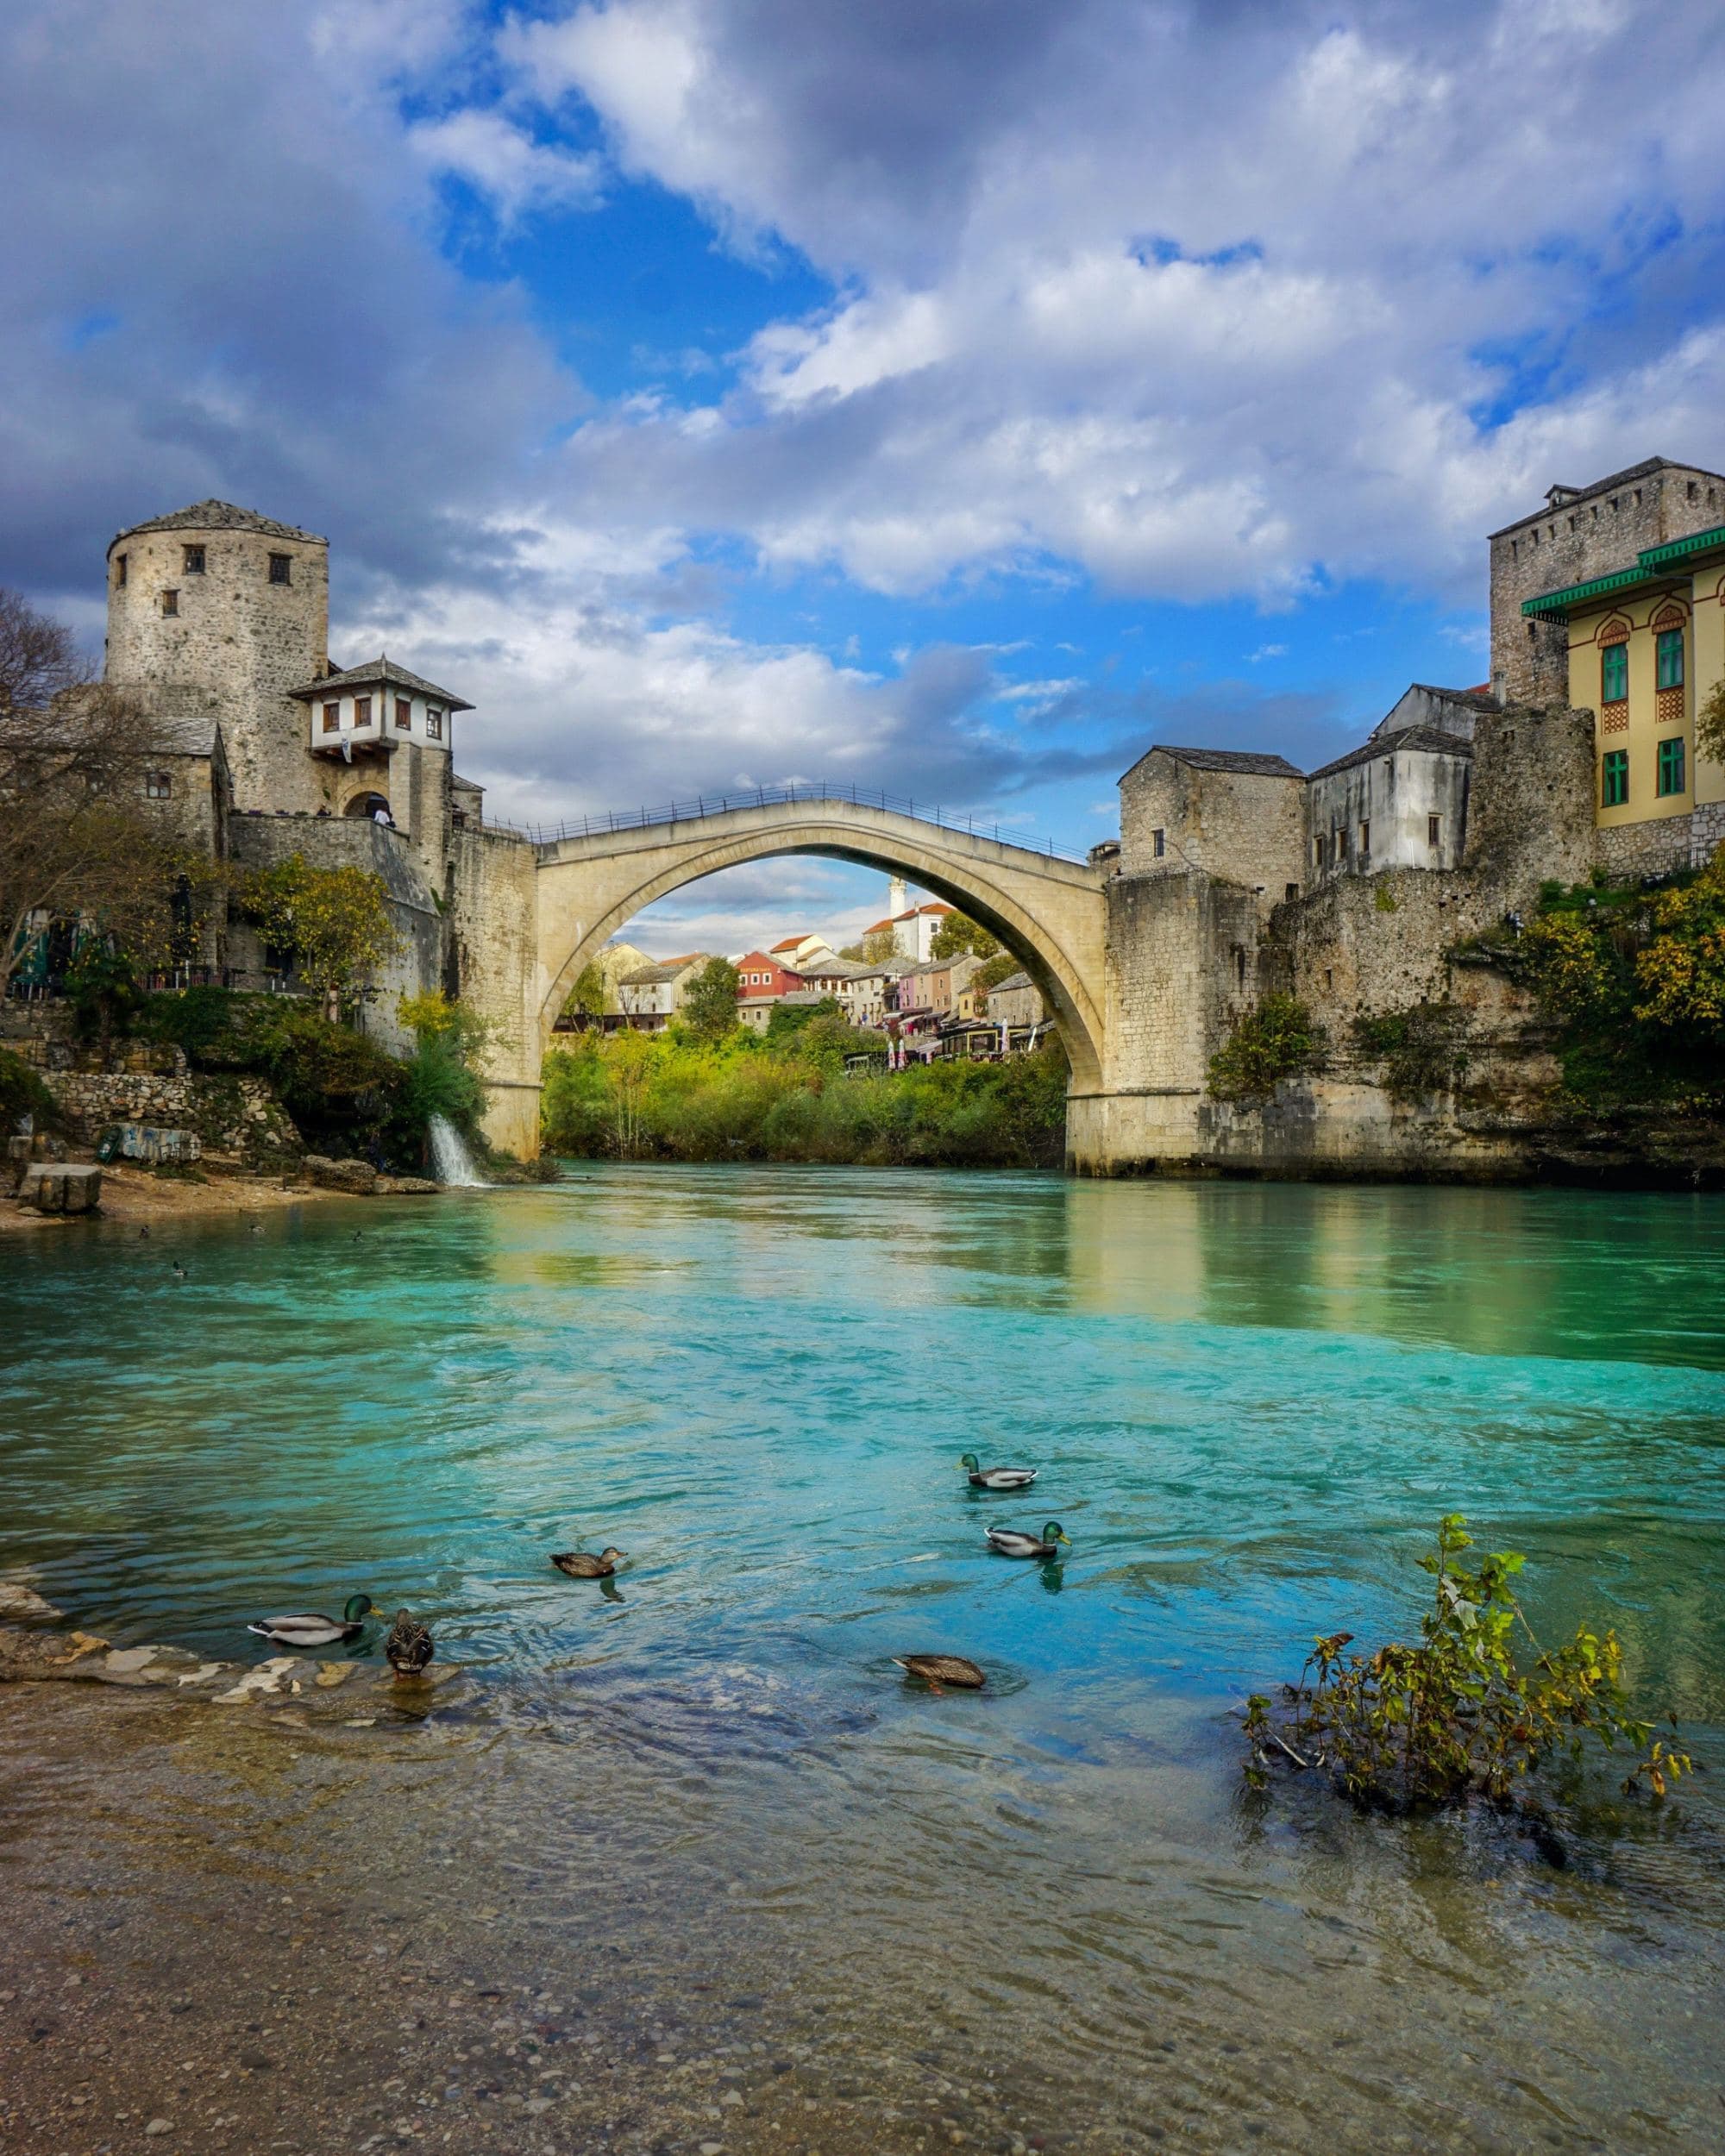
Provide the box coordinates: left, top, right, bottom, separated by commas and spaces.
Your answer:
0, 1583, 60, 1622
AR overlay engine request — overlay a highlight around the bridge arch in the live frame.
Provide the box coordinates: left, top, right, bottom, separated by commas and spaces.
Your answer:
532, 800, 1108, 1092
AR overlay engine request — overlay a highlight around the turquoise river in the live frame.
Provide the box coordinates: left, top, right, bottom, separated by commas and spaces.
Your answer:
2, 1167, 1723, 2155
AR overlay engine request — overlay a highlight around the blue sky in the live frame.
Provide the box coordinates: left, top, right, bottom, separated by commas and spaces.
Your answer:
6, 0, 1725, 956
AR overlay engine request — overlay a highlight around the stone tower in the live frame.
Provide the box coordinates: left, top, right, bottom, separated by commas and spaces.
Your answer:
104, 500, 329, 812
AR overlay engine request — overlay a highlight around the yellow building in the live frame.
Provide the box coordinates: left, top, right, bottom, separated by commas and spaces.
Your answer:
1521, 521, 1725, 856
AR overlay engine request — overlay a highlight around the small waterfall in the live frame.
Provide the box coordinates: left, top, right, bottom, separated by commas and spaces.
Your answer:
427, 1113, 486, 1187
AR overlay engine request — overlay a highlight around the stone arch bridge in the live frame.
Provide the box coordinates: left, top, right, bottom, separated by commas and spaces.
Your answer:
531, 791, 1108, 1087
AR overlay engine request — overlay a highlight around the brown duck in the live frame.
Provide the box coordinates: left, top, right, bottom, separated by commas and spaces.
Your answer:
551, 1547, 626, 1580
385, 1609, 434, 1680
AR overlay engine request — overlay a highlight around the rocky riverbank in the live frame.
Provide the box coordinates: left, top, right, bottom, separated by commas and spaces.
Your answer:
0, 1603, 1082, 2156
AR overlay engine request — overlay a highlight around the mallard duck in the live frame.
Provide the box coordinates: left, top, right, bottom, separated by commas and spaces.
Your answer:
986, 1521, 1070, 1559
551, 1547, 626, 1579
385, 1609, 434, 1679
248, 1594, 378, 1647
893, 1654, 987, 1694
959, 1451, 1038, 1491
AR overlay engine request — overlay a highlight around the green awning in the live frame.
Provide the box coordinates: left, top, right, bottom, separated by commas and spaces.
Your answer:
1521, 520, 1725, 620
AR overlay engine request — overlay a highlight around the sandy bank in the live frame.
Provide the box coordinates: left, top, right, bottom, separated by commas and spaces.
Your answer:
0, 1159, 354, 1234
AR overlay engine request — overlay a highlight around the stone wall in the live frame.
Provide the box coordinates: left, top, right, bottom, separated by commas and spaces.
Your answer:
1596, 801, 1725, 879
447, 826, 543, 1156
225, 812, 442, 1055
43, 1069, 300, 1160
1119, 750, 1306, 892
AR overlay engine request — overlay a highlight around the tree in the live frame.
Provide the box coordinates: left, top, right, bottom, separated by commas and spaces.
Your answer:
237, 854, 401, 1002
681, 956, 741, 1039
0, 591, 184, 998
1698, 675, 1725, 767
0, 586, 88, 710
930, 911, 1000, 962
398, 990, 501, 1133
971, 951, 1019, 1006
561, 961, 607, 1023
765, 993, 842, 1047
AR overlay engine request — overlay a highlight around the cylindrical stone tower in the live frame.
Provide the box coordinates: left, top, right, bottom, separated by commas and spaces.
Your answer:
105, 500, 329, 812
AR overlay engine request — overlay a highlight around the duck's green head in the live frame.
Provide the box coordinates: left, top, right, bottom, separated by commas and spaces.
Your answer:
342, 1594, 379, 1622
959, 1452, 981, 1472
1041, 1523, 1070, 1547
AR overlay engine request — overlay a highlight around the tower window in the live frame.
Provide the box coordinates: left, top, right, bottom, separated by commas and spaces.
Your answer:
1656, 626, 1684, 690
322, 702, 340, 735
1151, 826, 1165, 859
1601, 642, 1628, 705
161, 588, 179, 617
394, 698, 411, 730
1427, 814, 1442, 848
1358, 820, 1370, 856
115, 554, 128, 586
1658, 737, 1686, 798
183, 543, 205, 574
144, 771, 172, 799
1602, 749, 1629, 808
268, 553, 292, 585
425, 709, 443, 741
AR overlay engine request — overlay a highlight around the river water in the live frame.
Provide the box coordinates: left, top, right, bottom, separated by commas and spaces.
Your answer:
3, 1168, 1724, 2153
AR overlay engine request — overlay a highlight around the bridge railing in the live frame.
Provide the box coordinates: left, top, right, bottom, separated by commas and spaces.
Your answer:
488, 780, 1091, 863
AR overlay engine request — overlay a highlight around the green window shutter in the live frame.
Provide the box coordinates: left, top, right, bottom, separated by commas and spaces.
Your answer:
1602, 642, 1628, 702
1657, 737, 1685, 797
1603, 749, 1629, 807
1657, 628, 1684, 690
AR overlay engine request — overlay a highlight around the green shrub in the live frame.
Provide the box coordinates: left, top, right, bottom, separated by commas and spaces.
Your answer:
1245, 1515, 1693, 1827
1206, 995, 1324, 1106
1352, 1000, 1473, 1103
0, 1048, 61, 1135
1515, 848, 1725, 1109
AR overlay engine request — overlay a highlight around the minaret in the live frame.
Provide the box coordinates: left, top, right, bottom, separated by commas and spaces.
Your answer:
888, 875, 911, 957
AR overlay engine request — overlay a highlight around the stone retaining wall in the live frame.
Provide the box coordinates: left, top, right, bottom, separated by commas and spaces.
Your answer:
43, 1070, 300, 1159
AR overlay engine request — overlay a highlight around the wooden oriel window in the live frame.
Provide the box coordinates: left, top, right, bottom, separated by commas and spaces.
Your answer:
322, 702, 340, 734
354, 696, 372, 727
425, 708, 442, 740
395, 698, 411, 730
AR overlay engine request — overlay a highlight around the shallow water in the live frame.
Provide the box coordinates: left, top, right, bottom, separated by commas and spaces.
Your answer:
3, 1168, 1724, 2150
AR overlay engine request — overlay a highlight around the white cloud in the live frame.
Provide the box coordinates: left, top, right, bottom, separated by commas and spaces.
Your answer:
502, 0, 1725, 605
408, 110, 605, 222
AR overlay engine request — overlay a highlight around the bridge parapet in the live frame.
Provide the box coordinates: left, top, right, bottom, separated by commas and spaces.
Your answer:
486, 780, 1092, 865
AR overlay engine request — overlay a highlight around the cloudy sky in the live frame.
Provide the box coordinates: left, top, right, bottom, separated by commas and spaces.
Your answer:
8, 1, 1725, 955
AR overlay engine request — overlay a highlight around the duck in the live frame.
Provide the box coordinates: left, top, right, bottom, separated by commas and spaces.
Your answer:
385, 1609, 434, 1679
248, 1594, 379, 1648
893, 1654, 987, 1695
959, 1451, 1038, 1492
986, 1521, 1071, 1560
551, 1547, 627, 1580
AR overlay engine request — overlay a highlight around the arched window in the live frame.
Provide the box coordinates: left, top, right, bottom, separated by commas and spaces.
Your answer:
1653, 603, 1686, 724
1598, 617, 1630, 719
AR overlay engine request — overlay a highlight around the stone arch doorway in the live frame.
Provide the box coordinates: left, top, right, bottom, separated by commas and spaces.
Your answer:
344, 791, 392, 823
